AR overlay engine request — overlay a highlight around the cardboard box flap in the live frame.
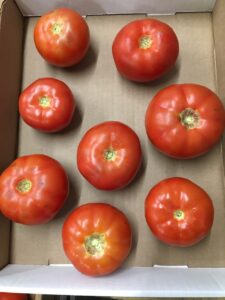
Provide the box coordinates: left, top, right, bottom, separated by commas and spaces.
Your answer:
0, 0, 23, 270
1, 265, 225, 297
15, 0, 216, 16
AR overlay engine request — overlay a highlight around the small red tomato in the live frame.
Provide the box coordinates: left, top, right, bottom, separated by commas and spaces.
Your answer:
0, 294, 27, 300
145, 84, 225, 158
77, 121, 142, 190
145, 177, 214, 247
19, 78, 75, 132
0, 154, 69, 225
34, 8, 90, 67
112, 19, 179, 82
62, 203, 132, 276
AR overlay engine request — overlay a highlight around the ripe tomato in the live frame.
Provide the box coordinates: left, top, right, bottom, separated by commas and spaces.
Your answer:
0, 154, 69, 225
34, 8, 90, 67
145, 84, 225, 158
145, 177, 214, 247
0, 294, 27, 300
112, 19, 179, 82
77, 121, 142, 190
19, 78, 75, 132
62, 203, 132, 276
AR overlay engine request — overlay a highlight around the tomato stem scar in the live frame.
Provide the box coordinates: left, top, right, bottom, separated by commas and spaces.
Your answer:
139, 36, 152, 49
16, 179, 32, 193
173, 209, 185, 220
39, 96, 51, 108
179, 108, 200, 129
85, 233, 106, 256
52, 23, 63, 35
104, 149, 116, 161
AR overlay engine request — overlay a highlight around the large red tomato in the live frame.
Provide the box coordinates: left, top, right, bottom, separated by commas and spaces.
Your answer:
62, 203, 132, 276
77, 121, 142, 190
0, 154, 69, 225
34, 8, 90, 67
145, 84, 225, 158
112, 19, 179, 82
0, 294, 27, 300
19, 78, 75, 132
145, 177, 214, 247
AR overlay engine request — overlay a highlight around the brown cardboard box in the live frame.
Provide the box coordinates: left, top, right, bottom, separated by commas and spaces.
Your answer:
1, 0, 225, 297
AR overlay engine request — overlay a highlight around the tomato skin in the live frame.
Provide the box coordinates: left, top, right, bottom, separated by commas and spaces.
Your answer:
0, 294, 27, 300
145, 84, 225, 159
112, 19, 179, 82
145, 177, 214, 247
34, 8, 90, 67
19, 78, 75, 132
0, 154, 69, 225
77, 121, 142, 190
62, 203, 132, 276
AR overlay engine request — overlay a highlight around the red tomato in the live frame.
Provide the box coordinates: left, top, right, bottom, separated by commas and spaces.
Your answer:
62, 203, 132, 276
145, 84, 225, 158
34, 8, 90, 67
0, 154, 69, 225
145, 177, 214, 247
77, 121, 142, 190
19, 78, 75, 132
0, 294, 27, 300
112, 19, 179, 82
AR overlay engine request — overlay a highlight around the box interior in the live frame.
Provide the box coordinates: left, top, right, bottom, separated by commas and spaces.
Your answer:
1, 0, 225, 295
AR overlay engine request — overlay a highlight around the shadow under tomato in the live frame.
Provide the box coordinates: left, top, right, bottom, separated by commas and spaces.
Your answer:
59, 105, 83, 135
54, 176, 80, 220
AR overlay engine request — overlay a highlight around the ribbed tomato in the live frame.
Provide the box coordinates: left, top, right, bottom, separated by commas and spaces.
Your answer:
112, 19, 179, 82
19, 78, 75, 132
34, 8, 90, 67
145, 84, 225, 158
145, 177, 214, 247
77, 121, 142, 190
0, 154, 69, 225
62, 203, 132, 276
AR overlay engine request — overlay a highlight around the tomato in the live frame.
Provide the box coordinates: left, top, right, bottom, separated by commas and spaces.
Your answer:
112, 19, 179, 82
62, 203, 132, 276
0, 294, 27, 300
34, 8, 90, 67
145, 84, 225, 159
145, 177, 214, 247
19, 78, 75, 132
0, 154, 69, 225
77, 121, 142, 190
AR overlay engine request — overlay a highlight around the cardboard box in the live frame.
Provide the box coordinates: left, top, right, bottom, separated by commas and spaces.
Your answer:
1, 0, 225, 297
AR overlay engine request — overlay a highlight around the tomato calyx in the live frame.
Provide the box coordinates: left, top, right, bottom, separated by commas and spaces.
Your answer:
173, 209, 185, 221
139, 35, 152, 50
179, 108, 200, 129
51, 23, 63, 35
16, 179, 32, 193
104, 149, 117, 161
84, 233, 106, 257
39, 96, 51, 108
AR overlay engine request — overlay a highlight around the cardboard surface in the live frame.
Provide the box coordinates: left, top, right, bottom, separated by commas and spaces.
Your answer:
0, 0, 23, 269
15, 0, 216, 16
9, 12, 225, 267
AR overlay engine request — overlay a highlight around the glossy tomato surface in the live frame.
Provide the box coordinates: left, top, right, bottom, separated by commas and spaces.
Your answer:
0, 154, 69, 225
145, 177, 214, 247
62, 203, 132, 276
77, 121, 142, 190
112, 19, 179, 82
145, 84, 225, 158
0, 294, 27, 300
34, 8, 90, 67
19, 78, 75, 132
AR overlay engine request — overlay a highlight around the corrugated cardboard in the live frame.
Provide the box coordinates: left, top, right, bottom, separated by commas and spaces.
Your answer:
1, 0, 225, 296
